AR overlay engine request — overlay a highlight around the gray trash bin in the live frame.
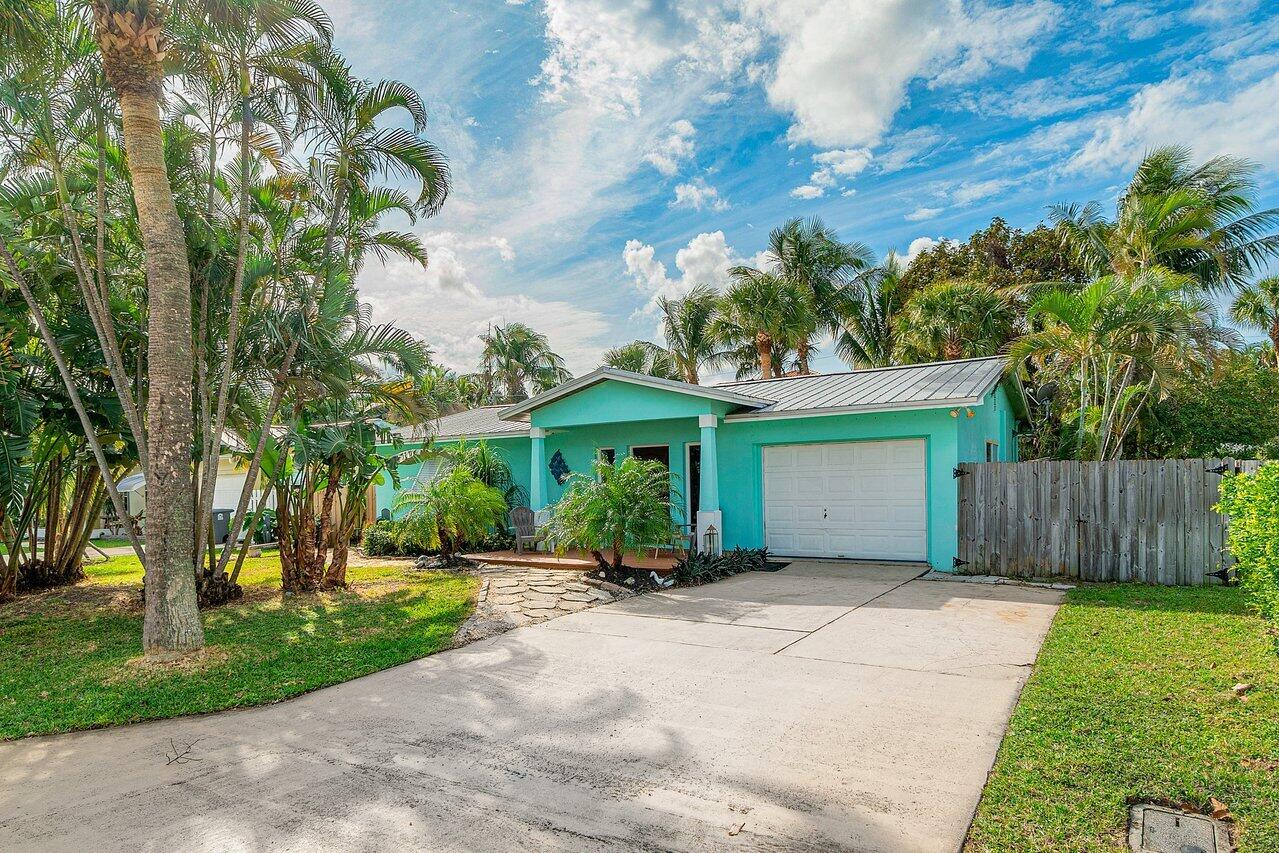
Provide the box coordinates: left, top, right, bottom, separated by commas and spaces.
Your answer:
211, 509, 236, 544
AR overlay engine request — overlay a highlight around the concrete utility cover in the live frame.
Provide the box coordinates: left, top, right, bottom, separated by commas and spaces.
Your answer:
1129, 805, 1230, 853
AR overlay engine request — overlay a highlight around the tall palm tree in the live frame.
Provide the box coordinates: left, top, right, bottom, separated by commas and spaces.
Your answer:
189, 0, 332, 579
894, 280, 1015, 363
479, 323, 570, 402
602, 340, 679, 379
657, 283, 718, 384
732, 217, 872, 373
306, 51, 449, 259
711, 270, 812, 379
1231, 276, 1279, 367
1051, 146, 1279, 292
91, 0, 205, 654
837, 252, 912, 368
1011, 268, 1216, 459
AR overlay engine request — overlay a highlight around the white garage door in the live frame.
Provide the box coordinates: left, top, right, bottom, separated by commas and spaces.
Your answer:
763, 439, 927, 561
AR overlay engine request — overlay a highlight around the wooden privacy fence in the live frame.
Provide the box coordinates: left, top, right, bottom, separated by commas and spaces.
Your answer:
956, 459, 1262, 584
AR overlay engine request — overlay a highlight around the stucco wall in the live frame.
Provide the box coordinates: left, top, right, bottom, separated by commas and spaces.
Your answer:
716, 407, 962, 569
957, 384, 1019, 464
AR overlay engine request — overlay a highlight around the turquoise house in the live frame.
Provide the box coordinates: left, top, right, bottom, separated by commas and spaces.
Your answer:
375, 356, 1025, 571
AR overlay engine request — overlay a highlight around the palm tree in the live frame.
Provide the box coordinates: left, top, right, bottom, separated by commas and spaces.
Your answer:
837, 252, 911, 368
305, 51, 449, 260
431, 439, 526, 508
1051, 146, 1279, 292
712, 270, 813, 378
479, 323, 570, 402
1231, 276, 1279, 367
543, 456, 682, 579
602, 341, 679, 379
91, 0, 205, 654
743, 217, 873, 373
393, 467, 507, 566
189, 0, 332, 584
657, 283, 719, 384
1011, 268, 1217, 459
894, 280, 1016, 363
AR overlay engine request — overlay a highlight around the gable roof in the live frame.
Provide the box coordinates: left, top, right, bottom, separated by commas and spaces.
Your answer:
393, 406, 531, 442
497, 367, 772, 422
716, 356, 1016, 419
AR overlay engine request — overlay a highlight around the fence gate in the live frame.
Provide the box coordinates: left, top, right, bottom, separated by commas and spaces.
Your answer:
956, 459, 1261, 584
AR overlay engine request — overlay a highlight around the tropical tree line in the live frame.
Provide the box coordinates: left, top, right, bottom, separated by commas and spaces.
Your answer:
422, 147, 1279, 463
591, 148, 1279, 462
0, 1, 453, 656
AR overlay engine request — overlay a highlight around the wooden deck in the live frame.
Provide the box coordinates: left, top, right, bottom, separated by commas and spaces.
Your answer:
464, 548, 681, 573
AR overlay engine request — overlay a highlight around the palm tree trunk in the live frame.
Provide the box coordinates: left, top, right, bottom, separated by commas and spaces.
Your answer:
942, 339, 963, 361
196, 103, 254, 566
755, 333, 772, 378
314, 458, 340, 581
217, 344, 298, 580
796, 339, 811, 375
118, 88, 204, 654
1270, 320, 1279, 368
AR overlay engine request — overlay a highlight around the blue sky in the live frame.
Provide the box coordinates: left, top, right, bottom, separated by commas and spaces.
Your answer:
330, 0, 1279, 375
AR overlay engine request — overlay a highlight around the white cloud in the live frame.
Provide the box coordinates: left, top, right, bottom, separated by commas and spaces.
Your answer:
361, 252, 610, 374
901, 236, 940, 267
671, 177, 730, 211
930, 1, 1061, 87
874, 125, 947, 173
644, 119, 697, 175
624, 230, 738, 318
1189, 0, 1260, 22
950, 177, 1018, 205
1068, 68, 1279, 175
531, 0, 677, 116
743, 0, 1058, 148
905, 207, 942, 222
961, 76, 1115, 120
796, 147, 874, 197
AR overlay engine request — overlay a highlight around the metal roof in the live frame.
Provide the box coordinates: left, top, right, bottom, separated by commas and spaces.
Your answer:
393, 406, 531, 442
497, 367, 772, 422
715, 356, 1010, 418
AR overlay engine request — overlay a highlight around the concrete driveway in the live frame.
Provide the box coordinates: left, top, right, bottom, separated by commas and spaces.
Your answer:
0, 562, 1062, 852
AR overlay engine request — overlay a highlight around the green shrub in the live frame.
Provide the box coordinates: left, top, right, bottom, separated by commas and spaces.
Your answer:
360, 519, 514, 558
543, 456, 683, 578
1218, 463, 1279, 644
672, 547, 771, 586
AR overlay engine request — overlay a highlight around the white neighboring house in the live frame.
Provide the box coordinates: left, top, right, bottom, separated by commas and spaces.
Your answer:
94, 451, 275, 540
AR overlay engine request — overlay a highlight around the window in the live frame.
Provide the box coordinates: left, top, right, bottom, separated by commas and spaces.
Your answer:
629, 445, 670, 468
985, 440, 999, 462
597, 447, 615, 465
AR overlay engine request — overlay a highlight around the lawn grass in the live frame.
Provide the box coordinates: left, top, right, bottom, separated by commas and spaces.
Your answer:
0, 554, 477, 741
967, 584, 1279, 852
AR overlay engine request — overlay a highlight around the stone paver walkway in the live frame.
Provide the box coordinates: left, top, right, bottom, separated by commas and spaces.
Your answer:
475, 566, 621, 625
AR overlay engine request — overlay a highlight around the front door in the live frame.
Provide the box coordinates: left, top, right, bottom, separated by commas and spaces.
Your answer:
686, 444, 701, 524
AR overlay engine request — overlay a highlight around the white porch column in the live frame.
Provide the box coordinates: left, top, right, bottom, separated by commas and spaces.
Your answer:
529, 427, 547, 512
696, 413, 722, 555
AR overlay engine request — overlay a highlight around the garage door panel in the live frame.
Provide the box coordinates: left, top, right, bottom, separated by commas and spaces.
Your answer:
764, 440, 927, 561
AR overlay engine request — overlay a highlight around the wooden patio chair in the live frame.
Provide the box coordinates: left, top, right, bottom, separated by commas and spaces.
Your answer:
651, 523, 694, 559
511, 506, 544, 554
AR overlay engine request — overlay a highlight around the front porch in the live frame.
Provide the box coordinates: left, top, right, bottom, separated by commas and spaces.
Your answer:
465, 548, 681, 574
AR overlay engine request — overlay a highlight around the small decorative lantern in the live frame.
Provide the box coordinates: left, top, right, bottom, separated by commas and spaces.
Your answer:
702, 524, 720, 556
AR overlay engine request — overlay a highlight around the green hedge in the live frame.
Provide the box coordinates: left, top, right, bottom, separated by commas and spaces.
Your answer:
360, 518, 513, 558
1218, 463, 1279, 642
